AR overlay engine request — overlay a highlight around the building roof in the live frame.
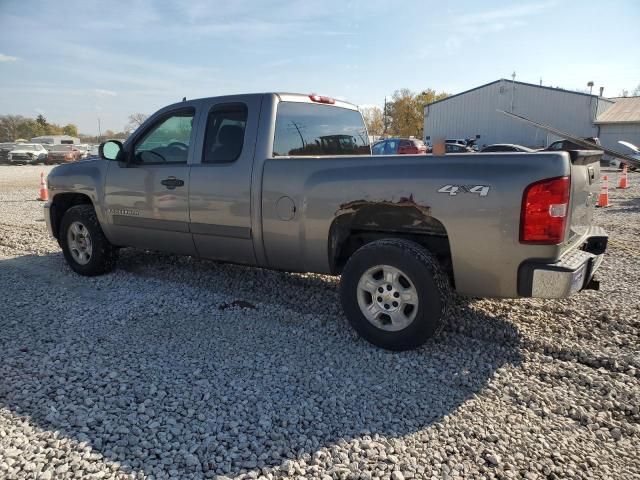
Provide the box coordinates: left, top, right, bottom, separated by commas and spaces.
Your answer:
595, 97, 640, 124
424, 78, 610, 109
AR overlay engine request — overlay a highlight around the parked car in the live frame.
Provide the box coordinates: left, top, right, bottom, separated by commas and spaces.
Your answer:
445, 138, 479, 151
88, 145, 100, 157
610, 141, 639, 171
7, 143, 48, 164
46, 144, 84, 164
543, 137, 601, 152
445, 142, 474, 153
372, 138, 427, 155
0, 142, 16, 163
481, 144, 535, 153
44, 92, 607, 351
74, 144, 90, 159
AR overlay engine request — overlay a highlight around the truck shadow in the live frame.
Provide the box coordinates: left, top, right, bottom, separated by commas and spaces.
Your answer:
606, 195, 640, 213
0, 252, 522, 478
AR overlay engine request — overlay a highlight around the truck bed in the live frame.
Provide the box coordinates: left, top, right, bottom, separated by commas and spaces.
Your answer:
261, 151, 599, 297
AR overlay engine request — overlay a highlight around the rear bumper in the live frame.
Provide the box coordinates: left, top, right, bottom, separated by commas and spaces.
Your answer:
518, 226, 607, 298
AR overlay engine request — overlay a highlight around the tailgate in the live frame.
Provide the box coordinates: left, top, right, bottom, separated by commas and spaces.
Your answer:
564, 150, 602, 253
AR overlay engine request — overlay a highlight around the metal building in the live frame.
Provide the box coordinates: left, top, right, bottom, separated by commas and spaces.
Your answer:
595, 96, 640, 152
423, 79, 615, 149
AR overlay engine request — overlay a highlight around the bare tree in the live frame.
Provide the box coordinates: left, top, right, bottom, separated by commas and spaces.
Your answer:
126, 113, 148, 133
0, 115, 26, 141
360, 106, 384, 137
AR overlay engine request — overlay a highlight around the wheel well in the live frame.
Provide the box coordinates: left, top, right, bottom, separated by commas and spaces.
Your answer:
50, 193, 94, 239
328, 210, 454, 285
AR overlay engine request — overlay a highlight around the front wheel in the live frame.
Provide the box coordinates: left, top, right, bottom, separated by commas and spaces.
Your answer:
59, 204, 118, 276
340, 239, 452, 351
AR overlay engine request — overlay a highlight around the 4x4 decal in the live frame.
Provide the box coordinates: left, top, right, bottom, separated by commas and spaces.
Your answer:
437, 185, 490, 197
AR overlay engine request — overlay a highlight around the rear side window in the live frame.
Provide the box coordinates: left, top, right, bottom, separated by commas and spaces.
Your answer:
202, 104, 247, 163
273, 102, 370, 156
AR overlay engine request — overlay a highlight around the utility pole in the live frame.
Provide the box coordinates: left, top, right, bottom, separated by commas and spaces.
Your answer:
97, 118, 102, 142
289, 121, 306, 148
383, 97, 388, 135
510, 71, 516, 112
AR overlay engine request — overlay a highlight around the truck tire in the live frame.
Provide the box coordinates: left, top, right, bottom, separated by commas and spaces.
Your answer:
340, 238, 451, 351
59, 204, 118, 276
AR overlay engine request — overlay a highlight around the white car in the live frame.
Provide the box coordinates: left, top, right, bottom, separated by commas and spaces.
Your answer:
611, 141, 640, 170
8, 143, 48, 164
88, 145, 100, 157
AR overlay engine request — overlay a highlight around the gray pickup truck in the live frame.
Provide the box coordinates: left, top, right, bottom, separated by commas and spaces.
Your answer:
44, 93, 608, 350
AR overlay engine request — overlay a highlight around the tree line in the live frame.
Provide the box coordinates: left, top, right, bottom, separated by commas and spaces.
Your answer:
0, 113, 148, 144
360, 88, 450, 139
0, 114, 80, 142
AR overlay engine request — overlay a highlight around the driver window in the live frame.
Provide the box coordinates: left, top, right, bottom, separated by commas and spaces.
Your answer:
134, 110, 194, 164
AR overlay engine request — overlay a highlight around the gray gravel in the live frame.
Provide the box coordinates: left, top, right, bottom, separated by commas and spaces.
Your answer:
1, 165, 639, 479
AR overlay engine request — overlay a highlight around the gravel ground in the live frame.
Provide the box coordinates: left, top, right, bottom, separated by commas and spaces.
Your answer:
0, 165, 639, 480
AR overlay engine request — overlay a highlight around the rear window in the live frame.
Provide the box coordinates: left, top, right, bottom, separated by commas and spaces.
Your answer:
273, 102, 370, 156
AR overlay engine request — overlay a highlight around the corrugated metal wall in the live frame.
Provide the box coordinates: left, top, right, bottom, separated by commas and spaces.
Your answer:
599, 124, 640, 152
424, 80, 616, 148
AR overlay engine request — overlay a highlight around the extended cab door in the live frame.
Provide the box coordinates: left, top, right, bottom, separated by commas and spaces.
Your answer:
188, 95, 261, 264
103, 107, 197, 255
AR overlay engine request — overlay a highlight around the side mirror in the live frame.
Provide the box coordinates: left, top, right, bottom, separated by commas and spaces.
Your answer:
99, 140, 123, 161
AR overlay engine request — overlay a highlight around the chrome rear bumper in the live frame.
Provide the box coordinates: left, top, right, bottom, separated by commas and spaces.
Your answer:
518, 227, 607, 298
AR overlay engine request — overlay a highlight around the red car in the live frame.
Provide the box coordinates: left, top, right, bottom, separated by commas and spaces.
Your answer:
372, 138, 427, 155
45, 145, 83, 164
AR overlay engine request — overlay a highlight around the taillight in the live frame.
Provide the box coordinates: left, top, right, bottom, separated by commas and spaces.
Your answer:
520, 176, 570, 244
309, 94, 335, 104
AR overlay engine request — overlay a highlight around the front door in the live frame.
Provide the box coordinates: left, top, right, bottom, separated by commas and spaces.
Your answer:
104, 108, 197, 256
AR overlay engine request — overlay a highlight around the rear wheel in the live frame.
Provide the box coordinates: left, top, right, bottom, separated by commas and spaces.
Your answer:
340, 239, 452, 351
59, 205, 118, 276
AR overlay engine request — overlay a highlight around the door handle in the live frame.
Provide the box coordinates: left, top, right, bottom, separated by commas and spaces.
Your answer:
161, 177, 184, 189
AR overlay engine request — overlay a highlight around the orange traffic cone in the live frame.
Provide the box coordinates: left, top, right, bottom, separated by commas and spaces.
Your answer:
617, 164, 629, 189
38, 171, 48, 201
597, 175, 610, 207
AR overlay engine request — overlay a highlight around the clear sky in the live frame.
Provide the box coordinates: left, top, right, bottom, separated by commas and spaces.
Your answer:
1, 0, 638, 134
